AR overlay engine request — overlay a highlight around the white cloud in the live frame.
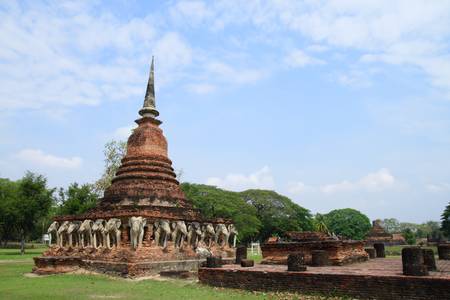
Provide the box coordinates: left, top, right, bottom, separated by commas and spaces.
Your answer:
185, 83, 216, 95
170, 1, 213, 25
113, 125, 137, 141
0, 2, 193, 113
186, 1, 450, 92
287, 181, 307, 195
16, 149, 82, 169
206, 62, 266, 85
426, 183, 450, 193
284, 49, 325, 68
206, 166, 275, 191
321, 168, 395, 194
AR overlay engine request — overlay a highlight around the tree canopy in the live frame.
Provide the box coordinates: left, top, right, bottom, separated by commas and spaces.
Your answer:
322, 208, 371, 240
240, 189, 313, 241
56, 183, 99, 216
442, 202, 450, 237
0, 172, 55, 253
181, 183, 313, 243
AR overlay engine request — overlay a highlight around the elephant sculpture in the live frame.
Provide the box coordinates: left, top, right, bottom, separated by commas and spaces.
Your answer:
57, 221, 70, 247
171, 221, 188, 248
227, 224, 238, 247
129, 216, 146, 250
215, 224, 230, 247
104, 218, 122, 249
187, 222, 202, 248
78, 219, 94, 248
47, 221, 59, 246
92, 219, 106, 249
200, 223, 216, 248
67, 221, 82, 247
154, 219, 171, 248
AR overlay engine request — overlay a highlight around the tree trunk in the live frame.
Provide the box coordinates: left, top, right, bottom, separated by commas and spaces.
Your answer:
20, 232, 25, 255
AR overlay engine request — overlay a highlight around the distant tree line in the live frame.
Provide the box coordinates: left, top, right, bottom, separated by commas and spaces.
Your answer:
1, 140, 448, 253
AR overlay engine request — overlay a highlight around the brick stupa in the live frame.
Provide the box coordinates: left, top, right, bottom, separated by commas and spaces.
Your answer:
33, 58, 237, 277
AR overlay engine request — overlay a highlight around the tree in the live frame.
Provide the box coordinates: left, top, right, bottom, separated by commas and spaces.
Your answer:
240, 189, 313, 242
381, 218, 401, 233
442, 202, 450, 237
181, 183, 261, 243
95, 140, 127, 194
57, 183, 99, 216
402, 228, 416, 245
313, 214, 330, 234
322, 208, 371, 240
15, 172, 55, 254
0, 178, 20, 246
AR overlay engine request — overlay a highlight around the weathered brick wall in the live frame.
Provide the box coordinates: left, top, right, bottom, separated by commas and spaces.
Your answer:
261, 241, 368, 265
198, 268, 450, 300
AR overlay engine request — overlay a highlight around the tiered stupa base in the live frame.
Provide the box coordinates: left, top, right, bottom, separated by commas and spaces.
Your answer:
34, 243, 235, 277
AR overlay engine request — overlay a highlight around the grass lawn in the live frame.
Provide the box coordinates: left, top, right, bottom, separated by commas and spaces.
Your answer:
385, 245, 438, 257
0, 248, 342, 300
0, 247, 49, 260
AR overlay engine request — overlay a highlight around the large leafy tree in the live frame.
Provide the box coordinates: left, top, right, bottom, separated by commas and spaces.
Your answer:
241, 190, 313, 241
381, 218, 401, 233
57, 183, 99, 216
442, 202, 450, 237
95, 140, 127, 194
0, 178, 20, 246
181, 183, 261, 243
15, 172, 55, 254
322, 208, 371, 240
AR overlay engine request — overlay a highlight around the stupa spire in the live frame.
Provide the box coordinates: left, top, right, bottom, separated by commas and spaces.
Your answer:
139, 56, 159, 118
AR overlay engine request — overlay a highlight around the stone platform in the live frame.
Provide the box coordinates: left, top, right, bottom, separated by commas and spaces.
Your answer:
34, 256, 205, 277
199, 258, 450, 300
261, 240, 368, 265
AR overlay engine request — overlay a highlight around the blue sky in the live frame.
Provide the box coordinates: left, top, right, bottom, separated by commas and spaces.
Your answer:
1, 0, 449, 223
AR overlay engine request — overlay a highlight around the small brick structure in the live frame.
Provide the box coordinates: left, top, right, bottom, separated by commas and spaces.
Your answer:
206, 256, 222, 268
311, 250, 329, 266
365, 248, 376, 258
240, 259, 254, 267
262, 240, 368, 266
365, 219, 406, 246
199, 258, 450, 300
438, 244, 450, 260
374, 243, 386, 258
287, 252, 307, 271
402, 247, 428, 276
235, 246, 247, 264
422, 248, 437, 271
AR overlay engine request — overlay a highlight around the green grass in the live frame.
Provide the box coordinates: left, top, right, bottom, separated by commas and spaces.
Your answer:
385, 245, 438, 257
247, 249, 263, 263
0, 247, 48, 260
0, 249, 342, 300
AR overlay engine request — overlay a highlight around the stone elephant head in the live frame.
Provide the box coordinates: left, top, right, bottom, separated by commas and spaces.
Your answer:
105, 218, 122, 249
78, 219, 94, 248
171, 221, 188, 248
227, 224, 238, 247
214, 223, 230, 247
154, 219, 171, 247
187, 222, 202, 248
57, 221, 70, 248
201, 223, 216, 247
92, 219, 106, 249
47, 221, 59, 246
67, 221, 82, 247
129, 216, 146, 250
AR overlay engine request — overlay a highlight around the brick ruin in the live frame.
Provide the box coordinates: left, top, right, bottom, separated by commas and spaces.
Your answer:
33, 58, 237, 277
365, 219, 406, 246
261, 231, 368, 265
